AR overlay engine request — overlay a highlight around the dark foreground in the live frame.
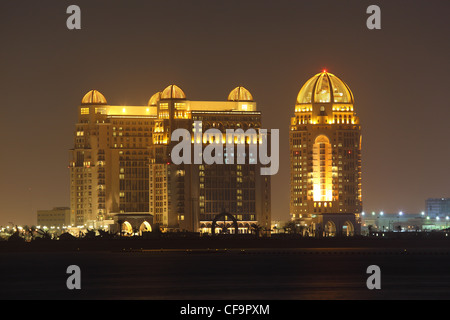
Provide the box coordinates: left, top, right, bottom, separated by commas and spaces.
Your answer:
1, 237, 450, 300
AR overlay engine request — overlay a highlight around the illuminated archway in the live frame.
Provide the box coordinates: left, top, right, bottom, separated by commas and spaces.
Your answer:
325, 220, 337, 237
122, 221, 133, 236
343, 221, 355, 237
211, 212, 239, 235
312, 135, 333, 203
139, 221, 152, 235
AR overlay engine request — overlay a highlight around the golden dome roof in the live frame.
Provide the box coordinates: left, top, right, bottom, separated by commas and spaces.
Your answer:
228, 86, 253, 102
148, 91, 161, 106
160, 85, 186, 100
296, 71, 354, 105
81, 90, 107, 105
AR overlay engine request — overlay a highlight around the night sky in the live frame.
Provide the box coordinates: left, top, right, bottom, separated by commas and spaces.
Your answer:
0, 0, 449, 226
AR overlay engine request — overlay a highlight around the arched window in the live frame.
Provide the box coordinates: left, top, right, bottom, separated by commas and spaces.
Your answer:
313, 135, 332, 202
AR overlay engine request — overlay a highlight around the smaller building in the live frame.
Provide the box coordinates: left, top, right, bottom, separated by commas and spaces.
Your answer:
361, 212, 431, 233
37, 207, 71, 228
426, 198, 450, 219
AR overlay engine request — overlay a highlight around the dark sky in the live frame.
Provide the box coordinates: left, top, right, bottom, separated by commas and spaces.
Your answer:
0, 0, 449, 226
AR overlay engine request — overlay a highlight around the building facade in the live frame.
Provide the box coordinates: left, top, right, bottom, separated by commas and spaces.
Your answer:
426, 198, 450, 219
37, 207, 71, 228
69, 85, 271, 234
289, 71, 362, 236
69, 90, 155, 227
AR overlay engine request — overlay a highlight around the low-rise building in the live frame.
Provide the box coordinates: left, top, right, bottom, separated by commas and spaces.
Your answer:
426, 198, 450, 219
37, 207, 71, 228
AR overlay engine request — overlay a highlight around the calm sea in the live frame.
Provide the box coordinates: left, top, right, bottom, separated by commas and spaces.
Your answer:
1, 248, 450, 300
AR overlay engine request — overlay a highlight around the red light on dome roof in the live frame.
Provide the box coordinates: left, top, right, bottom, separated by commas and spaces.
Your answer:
322, 69, 328, 73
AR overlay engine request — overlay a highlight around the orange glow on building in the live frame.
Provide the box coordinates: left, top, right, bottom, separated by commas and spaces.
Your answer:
289, 71, 362, 236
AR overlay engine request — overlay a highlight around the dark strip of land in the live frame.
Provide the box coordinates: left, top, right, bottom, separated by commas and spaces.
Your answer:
1, 233, 450, 252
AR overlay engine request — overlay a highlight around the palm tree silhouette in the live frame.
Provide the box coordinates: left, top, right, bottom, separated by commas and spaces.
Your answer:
250, 224, 263, 237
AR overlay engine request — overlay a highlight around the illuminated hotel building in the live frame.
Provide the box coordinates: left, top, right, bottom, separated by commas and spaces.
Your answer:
289, 71, 362, 236
69, 86, 271, 233
69, 90, 155, 227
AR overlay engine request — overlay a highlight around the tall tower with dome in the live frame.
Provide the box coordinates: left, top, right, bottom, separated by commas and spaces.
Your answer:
289, 71, 362, 236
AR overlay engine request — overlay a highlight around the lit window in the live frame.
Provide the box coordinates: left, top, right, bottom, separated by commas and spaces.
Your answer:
175, 103, 186, 110
95, 107, 106, 114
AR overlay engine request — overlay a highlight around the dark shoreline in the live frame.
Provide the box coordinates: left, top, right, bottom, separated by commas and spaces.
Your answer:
2, 234, 450, 252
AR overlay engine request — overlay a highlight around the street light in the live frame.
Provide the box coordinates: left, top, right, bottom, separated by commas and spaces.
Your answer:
378, 212, 384, 231
396, 211, 403, 232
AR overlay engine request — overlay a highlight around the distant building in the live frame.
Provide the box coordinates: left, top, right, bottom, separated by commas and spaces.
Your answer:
361, 212, 423, 232
426, 198, 450, 219
37, 207, 71, 228
289, 71, 362, 237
